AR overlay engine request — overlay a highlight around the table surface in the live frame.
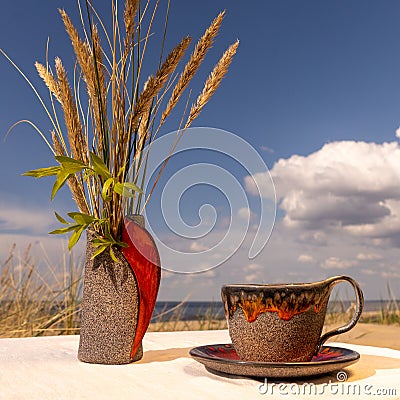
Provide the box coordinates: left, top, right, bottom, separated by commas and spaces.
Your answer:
1, 330, 400, 400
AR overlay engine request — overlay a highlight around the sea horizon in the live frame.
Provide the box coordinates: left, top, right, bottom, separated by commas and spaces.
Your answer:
152, 299, 398, 322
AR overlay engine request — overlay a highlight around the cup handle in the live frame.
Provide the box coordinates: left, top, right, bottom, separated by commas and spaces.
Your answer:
317, 275, 364, 353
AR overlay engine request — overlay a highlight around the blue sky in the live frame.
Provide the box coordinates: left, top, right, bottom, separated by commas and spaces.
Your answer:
1, 0, 400, 301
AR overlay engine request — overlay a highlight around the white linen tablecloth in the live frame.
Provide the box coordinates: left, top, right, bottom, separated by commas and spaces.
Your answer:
0, 330, 399, 400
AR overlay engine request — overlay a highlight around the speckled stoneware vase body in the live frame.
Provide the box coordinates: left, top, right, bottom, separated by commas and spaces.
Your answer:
78, 216, 145, 365
222, 275, 364, 363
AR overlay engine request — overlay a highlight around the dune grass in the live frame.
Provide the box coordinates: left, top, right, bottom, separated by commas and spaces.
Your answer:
0, 244, 82, 337
148, 301, 228, 332
0, 244, 399, 338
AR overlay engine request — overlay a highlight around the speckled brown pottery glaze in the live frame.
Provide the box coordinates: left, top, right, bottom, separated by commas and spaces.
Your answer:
221, 276, 363, 363
79, 215, 147, 365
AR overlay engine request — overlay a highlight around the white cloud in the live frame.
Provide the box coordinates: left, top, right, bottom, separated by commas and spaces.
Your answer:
240, 263, 265, 284
381, 270, 400, 279
342, 199, 400, 242
298, 254, 315, 264
321, 257, 358, 270
189, 241, 209, 252
298, 231, 328, 246
0, 232, 84, 279
260, 145, 274, 154
356, 252, 383, 261
263, 140, 400, 245
362, 269, 377, 276
0, 202, 85, 275
396, 127, 400, 139
160, 138, 400, 300
244, 172, 275, 200
237, 207, 255, 221
202, 269, 217, 278
244, 263, 263, 272
161, 271, 174, 279
0, 203, 55, 234
272, 141, 400, 198
245, 273, 261, 283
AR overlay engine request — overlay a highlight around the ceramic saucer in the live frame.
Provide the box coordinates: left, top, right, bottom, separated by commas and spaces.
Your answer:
189, 344, 359, 378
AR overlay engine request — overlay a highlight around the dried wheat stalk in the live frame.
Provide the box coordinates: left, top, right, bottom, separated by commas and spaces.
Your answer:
55, 58, 88, 164
35, 63, 61, 103
51, 130, 64, 156
92, 25, 107, 111
59, 9, 105, 152
124, 0, 139, 49
185, 40, 239, 129
160, 11, 225, 125
137, 109, 150, 151
21, 1, 238, 245
127, 36, 191, 148
59, 10, 93, 89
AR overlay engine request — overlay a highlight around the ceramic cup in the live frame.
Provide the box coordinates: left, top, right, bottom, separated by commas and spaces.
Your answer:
221, 275, 364, 362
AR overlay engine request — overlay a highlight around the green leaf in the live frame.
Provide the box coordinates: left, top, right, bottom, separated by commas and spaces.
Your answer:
91, 244, 108, 259
83, 169, 95, 180
22, 166, 61, 178
101, 177, 115, 202
117, 165, 127, 178
49, 225, 79, 235
118, 241, 129, 248
90, 152, 111, 180
114, 182, 144, 197
109, 247, 119, 262
124, 182, 144, 194
67, 212, 96, 225
54, 212, 67, 224
68, 226, 85, 250
92, 237, 108, 247
51, 170, 69, 200
24, 157, 87, 202
55, 156, 87, 175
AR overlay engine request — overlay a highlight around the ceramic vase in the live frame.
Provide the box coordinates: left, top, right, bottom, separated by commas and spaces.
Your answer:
78, 215, 161, 365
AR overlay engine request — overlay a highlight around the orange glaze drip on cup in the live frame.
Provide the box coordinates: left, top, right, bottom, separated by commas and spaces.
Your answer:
236, 300, 326, 322
226, 288, 330, 322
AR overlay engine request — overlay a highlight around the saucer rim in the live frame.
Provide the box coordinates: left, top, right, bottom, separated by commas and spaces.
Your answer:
189, 344, 360, 368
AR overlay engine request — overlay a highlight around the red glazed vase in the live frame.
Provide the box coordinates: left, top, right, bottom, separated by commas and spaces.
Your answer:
78, 215, 161, 365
